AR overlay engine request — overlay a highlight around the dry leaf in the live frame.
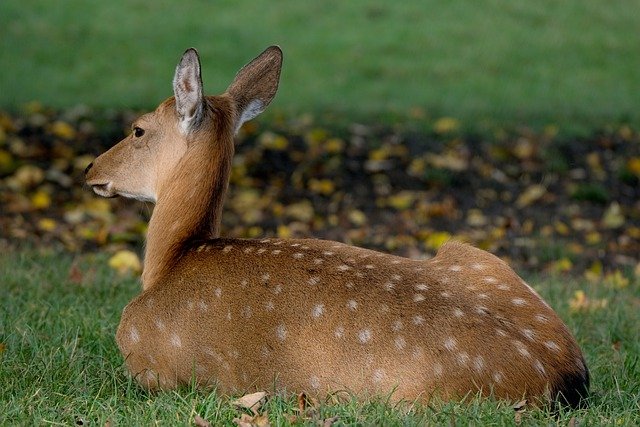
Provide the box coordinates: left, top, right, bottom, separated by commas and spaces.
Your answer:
516, 185, 546, 208
233, 413, 270, 427
68, 260, 84, 284
194, 414, 212, 427
602, 202, 625, 229
322, 416, 339, 427
231, 391, 267, 415
108, 250, 142, 275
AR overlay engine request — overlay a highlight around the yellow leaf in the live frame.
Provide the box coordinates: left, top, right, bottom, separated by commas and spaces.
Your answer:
50, 120, 76, 140
277, 224, 291, 239
602, 202, 624, 229
584, 261, 603, 282
554, 222, 570, 236
516, 185, 546, 208
285, 201, 314, 222
628, 157, 640, 176
325, 138, 344, 154
466, 209, 488, 227
604, 270, 629, 289
388, 192, 415, 210
108, 250, 142, 275
553, 257, 573, 273
569, 290, 608, 313
31, 190, 51, 209
433, 117, 460, 134
348, 209, 367, 226
309, 179, 335, 195
424, 231, 451, 250
585, 231, 601, 245
259, 132, 288, 150
13, 165, 45, 188
38, 218, 57, 232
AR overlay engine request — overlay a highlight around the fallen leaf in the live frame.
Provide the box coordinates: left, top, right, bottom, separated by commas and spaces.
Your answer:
602, 202, 625, 229
513, 399, 527, 425
194, 414, 212, 427
231, 391, 267, 415
233, 413, 270, 427
68, 260, 84, 284
604, 270, 630, 289
516, 185, 546, 208
0, 342, 5, 354
433, 117, 460, 134
108, 250, 142, 275
322, 416, 339, 427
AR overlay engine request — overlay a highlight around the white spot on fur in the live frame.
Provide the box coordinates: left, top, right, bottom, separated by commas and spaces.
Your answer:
265, 300, 274, 311
337, 264, 351, 271
262, 273, 270, 282
347, 299, 358, 311
293, 252, 304, 259
155, 318, 165, 330
440, 291, 451, 298
223, 245, 233, 253
198, 300, 208, 311
415, 283, 429, 291
308, 276, 321, 286
365, 264, 376, 269
314, 258, 324, 264
358, 329, 372, 344
413, 315, 425, 325
413, 293, 425, 302
497, 284, 510, 291
392, 260, 402, 265
477, 293, 489, 299
453, 308, 464, 318
483, 276, 498, 284
373, 369, 385, 383
535, 314, 549, 323
272, 249, 282, 255
310, 376, 321, 389
394, 336, 406, 350
496, 328, 507, 337
312, 304, 325, 318
242, 305, 252, 318
290, 243, 301, 247
433, 363, 444, 377
392, 320, 403, 332
323, 251, 335, 256
130, 326, 140, 343
457, 352, 470, 366
244, 246, 254, 254
444, 337, 457, 351
276, 324, 287, 341
475, 306, 489, 315
534, 359, 546, 376
512, 298, 527, 306
215, 288, 222, 298
412, 346, 425, 360
471, 263, 486, 270
544, 341, 561, 352
170, 333, 182, 348
384, 282, 395, 291
473, 355, 485, 373
521, 329, 535, 341
493, 371, 504, 383
334, 326, 345, 339
273, 284, 282, 295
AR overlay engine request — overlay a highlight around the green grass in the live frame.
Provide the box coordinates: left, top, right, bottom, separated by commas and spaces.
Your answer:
1, 249, 638, 425
1, 0, 639, 128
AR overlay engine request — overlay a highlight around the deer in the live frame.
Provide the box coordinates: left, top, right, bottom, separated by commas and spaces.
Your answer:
85, 46, 589, 408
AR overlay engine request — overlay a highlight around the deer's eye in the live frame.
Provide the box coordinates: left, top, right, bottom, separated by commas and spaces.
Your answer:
133, 127, 145, 138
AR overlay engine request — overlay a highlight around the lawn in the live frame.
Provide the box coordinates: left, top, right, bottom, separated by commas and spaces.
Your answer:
0, 250, 638, 425
1, 0, 639, 128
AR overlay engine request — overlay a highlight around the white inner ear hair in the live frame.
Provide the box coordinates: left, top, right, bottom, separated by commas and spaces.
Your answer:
236, 99, 264, 133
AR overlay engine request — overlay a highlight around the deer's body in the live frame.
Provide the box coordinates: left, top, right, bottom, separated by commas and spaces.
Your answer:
86, 46, 589, 407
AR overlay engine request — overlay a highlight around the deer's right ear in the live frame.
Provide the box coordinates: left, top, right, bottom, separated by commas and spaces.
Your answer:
226, 46, 283, 133
173, 48, 204, 133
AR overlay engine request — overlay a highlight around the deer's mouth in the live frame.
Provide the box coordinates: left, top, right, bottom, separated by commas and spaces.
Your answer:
90, 182, 117, 198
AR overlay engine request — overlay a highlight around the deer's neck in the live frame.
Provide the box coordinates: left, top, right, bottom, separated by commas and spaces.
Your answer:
142, 114, 234, 289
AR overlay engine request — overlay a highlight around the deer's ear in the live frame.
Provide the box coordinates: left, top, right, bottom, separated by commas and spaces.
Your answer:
173, 48, 204, 133
226, 46, 282, 133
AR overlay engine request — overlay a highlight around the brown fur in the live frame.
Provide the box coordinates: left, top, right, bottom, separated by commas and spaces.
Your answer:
86, 46, 589, 406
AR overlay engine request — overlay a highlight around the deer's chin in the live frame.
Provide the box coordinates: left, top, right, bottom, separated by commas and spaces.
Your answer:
91, 182, 117, 198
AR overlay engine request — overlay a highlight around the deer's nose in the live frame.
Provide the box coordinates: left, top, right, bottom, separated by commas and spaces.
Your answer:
84, 162, 94, 175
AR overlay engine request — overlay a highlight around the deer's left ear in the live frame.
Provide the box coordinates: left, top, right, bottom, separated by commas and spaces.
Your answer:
173, 48, 204, 133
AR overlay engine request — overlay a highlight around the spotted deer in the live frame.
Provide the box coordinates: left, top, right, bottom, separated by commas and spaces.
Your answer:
85, 46, 589, 407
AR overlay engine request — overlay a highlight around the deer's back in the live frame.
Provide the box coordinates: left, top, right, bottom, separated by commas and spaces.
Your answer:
116, 238, 588, 404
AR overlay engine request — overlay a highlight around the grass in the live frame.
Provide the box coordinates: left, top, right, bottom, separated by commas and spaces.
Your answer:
1, 0, 639, 128
1, 249, 638, 425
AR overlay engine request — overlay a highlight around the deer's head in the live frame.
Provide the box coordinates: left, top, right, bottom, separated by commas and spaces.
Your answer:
85, 46, 282, 203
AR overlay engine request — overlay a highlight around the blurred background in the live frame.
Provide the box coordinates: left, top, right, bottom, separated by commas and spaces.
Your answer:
0, 0, 639, 274
2, 0, 639, 125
